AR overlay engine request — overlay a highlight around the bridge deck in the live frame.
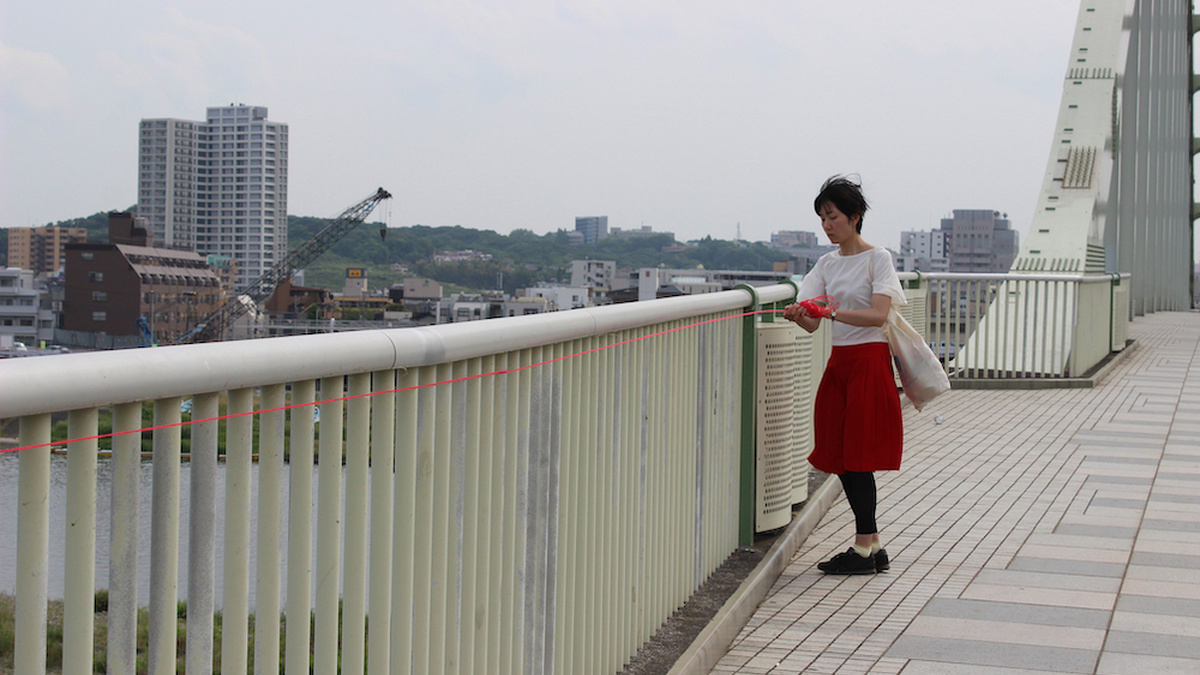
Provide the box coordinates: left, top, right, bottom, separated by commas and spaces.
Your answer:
710, 310, 1200, 674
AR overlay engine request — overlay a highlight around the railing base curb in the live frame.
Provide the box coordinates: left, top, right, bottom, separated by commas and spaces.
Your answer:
946, 339, 1139, 391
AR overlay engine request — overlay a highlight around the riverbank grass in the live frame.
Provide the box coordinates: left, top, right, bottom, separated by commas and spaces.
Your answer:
0, 591, 300, 674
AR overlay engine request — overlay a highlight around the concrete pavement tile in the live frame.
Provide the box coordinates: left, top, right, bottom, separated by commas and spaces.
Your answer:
1051, 523, 1137, 539
1139, 517, 1200, 533
1102, 630, 1200, 659
1054, 513, 1144, 528
1006, 556, 1125, 578
1128, 551, 1200, 569
1024, 533, 1132, 551
1132, 538, 1200, 556
960, 584, 1116, 610
884, 636, 1096, 673
1079, 507, 1152, 523
1086, 497, 1146, 511
1120, 578, 1200, 600
1116, 594, 1200, 617
1082, 475, 1153, 486
918, 598, 1110, 628
1126, 563, 1200, 584
1076, 468, 1159, 482
971, 569, 1121, 593
1096, 652, 1200, 675
1134, 528, 1200, 544
1015, 544, 1130, 564
1079, 454, 1161, 464
1147, 491, 1200, 504
904, 615, 1105, 650
900, 662, 1084, 675
1109, 610, 1200, 637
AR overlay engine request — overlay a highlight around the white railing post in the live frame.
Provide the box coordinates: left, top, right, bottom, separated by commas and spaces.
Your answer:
188, 393, 219, 675
221, 388, 253, 675
255, 384, 285, 675
15, 414, 50, 675
314, 376, 345, 674
108, 402, 142, 675
368, 370, 396, 675
63, 407, 98, 674
285, 379, 315, 675
342, 372, 372, 675
391, 366, 419, 675
148, 397, 182, 675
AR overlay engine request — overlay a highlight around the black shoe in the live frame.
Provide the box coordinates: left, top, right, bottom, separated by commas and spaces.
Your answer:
875, 548, 890, 572
817, 548, 877, 575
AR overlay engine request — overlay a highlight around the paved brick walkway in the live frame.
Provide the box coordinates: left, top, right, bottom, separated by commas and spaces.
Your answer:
710, 311, 1200, 674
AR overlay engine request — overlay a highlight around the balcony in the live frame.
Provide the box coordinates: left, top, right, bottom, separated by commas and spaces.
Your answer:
0, 273, 1139, 673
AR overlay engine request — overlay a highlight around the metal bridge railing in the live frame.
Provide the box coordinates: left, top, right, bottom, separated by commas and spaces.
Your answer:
902, 271, 1131, 380
1, 283, 798, 675
0, 273, 1131, 674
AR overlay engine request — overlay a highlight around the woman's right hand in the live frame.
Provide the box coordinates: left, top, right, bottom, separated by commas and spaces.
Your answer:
783, 303, 811, 323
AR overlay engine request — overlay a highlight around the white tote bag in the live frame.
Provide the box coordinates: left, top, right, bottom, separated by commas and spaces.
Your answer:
884, 307, 950, 411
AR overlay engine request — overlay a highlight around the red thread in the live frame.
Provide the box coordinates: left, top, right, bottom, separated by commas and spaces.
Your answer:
4, 308, 788, 454
799, 295, 839, 318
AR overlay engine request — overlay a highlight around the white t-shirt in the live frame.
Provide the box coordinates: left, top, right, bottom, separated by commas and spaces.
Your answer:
796, 247, 906, 346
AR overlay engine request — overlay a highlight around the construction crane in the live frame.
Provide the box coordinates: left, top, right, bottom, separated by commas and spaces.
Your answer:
175, 187, 393, 344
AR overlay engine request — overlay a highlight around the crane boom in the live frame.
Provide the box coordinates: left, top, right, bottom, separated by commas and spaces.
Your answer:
177, 187, 392, 343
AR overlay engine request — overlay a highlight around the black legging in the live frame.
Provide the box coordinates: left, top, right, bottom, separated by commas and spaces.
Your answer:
839, 471, 878, 535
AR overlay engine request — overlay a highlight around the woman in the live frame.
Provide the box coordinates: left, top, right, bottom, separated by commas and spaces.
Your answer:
783, 175, 906, 575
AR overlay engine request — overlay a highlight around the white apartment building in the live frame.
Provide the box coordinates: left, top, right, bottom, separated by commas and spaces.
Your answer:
636, 267, 789, 301
139, 104, 288, 290
526, 285, 591, 311
570, 260, 618, 304
897, 230, 950, 273
0, 267, 55, 348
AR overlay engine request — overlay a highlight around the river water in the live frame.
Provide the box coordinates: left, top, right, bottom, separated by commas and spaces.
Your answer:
0, 451, 341, 608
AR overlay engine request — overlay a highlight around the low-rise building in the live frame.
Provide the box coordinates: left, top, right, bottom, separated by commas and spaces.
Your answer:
570, 260, 617, 304
0, 267, 55, 349
635, 267, 791, 301
770, 230, 819, 249
526, 285, 591, 311
400, 277, 443, 301
609, 226, 675, 241
61, 214, 221, 343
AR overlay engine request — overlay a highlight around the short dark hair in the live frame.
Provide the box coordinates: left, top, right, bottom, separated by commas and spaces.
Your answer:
814, 175, 868, 233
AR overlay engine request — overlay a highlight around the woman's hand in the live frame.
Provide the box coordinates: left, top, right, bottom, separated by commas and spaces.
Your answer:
783, 302, 811, 323
783, 302, 821, 333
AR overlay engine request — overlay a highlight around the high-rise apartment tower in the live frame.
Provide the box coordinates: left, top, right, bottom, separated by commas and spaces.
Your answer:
138, 104, 288, 290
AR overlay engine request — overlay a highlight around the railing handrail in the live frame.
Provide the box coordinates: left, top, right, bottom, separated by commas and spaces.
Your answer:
0, 284, 797, 419
898, 271, 1131, 283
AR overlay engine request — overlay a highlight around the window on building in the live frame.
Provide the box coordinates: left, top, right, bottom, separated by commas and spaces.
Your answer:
88, 271, 104, 282
92, 311, 107, 322
92, 291, 108, 302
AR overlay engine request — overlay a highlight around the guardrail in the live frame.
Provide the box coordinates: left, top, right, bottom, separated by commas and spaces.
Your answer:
1, 284, 797, 675
0, 271, 1131, 674
904, 272, 1130, 380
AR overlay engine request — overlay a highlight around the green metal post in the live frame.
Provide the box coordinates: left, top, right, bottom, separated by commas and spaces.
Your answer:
735, 284, 760, 546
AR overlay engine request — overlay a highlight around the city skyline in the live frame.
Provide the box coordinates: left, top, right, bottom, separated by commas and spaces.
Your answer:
0, 1, 1136, 255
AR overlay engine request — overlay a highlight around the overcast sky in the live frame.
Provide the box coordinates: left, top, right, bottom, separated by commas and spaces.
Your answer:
2, 1, 1088, 251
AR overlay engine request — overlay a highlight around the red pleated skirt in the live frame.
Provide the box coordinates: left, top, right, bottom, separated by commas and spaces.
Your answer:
808, 341, 903, 475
